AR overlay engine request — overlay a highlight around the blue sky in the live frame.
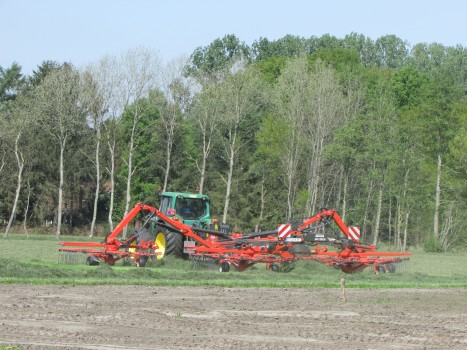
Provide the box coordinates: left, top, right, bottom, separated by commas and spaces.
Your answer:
2, 0, 466, 75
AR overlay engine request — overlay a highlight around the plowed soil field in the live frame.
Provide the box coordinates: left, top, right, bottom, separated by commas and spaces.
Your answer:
0, 285, 465, 349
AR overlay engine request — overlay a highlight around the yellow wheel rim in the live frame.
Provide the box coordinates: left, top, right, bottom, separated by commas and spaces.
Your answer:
154, 231, 166, 260
129, 240, 136, 253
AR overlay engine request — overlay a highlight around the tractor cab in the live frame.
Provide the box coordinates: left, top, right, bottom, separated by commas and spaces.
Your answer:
158, 192, 212, 227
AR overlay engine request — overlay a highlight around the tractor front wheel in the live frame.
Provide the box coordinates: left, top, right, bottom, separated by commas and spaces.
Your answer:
154, 225, 185, 258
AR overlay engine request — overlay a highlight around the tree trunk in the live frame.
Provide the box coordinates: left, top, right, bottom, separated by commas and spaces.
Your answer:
198, 133, 210, 194
388, 196, 392, 244
4, 134, 24, 238
56, 138, 66, 238
89, 128, 101, 237
107, 136, 116, 232
199, 153, 206, 194
403, 211, 409, 252
362, 179, 374, 242
163, 134, 172, 192
123, 132, 135, 238
372, 183, 383, 245
433, 150, 442, 237
222, 131, 236, 224
23, 180, 31, 238
255, 178, 266, 231
341, 171, 348, 223
395, 200, 402, 249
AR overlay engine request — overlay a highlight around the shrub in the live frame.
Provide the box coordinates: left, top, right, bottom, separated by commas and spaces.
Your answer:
423, 234, 443, 253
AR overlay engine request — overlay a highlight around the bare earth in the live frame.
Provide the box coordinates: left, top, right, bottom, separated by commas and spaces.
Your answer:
0, 285, 465, 350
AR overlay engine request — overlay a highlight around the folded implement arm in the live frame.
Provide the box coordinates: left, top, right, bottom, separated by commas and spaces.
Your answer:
296, 208, 411, 273
59, 204, 161, 266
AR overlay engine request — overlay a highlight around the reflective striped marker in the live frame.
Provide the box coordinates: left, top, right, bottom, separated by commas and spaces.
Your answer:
348, 226, 360, 242
278, 224, 292, 238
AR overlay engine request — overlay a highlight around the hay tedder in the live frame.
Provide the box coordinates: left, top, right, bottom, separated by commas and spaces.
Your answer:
59, 202, 410, 273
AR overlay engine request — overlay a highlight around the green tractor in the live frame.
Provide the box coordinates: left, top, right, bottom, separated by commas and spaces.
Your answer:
146, 191, 226, 259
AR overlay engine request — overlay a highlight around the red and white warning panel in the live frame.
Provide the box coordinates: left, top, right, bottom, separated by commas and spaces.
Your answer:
348, 226, 360, 242
278, 224, 292, 238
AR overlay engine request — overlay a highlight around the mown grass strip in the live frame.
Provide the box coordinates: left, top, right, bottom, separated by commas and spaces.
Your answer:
0, 257, 466, 288
1, 234, 466, 288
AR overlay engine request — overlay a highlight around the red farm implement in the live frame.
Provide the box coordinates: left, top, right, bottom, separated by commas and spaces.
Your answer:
59, 203, 411, 273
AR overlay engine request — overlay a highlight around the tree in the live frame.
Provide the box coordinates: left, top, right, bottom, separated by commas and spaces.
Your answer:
272, 55, 310, 220
302, 60, 345, 215
81, 55, 122, 236
158, 56, 193, 191
417, 73, 462, 238
2, 94, 34, 236
116, 48, 160, 234
217, 63, 264, 223
188, 77, 223, 193
374, 35, 409, 69
34, 64, 84, 237
0, 62, 24, 108
187, 34, 250, 79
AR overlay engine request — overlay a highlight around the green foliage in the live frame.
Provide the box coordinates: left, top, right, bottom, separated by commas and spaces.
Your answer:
187, 34, 250, 77
423, 235, 444, 253
391, 65, 428, 108
0, 62, 24, 105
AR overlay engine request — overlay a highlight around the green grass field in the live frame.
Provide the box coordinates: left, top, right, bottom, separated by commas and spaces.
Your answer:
1, 233, 466, 288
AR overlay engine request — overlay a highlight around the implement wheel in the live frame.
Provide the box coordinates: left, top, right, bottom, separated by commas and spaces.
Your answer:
269, 263, 280, 272
137, 256, 148, 267
134, 227, 153, 267
290, 244, 312, 257
86, 255, 100, 266
219, 262, 230, 273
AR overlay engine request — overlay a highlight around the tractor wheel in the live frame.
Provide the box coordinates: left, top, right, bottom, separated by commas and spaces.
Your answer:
154, 225, 185, 258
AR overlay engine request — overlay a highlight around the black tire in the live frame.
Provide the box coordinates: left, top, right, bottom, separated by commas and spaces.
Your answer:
375, 265, 386, 273
136, 226, 152, 244
270, 263, 280, 273
387, 263, 396, 273
86, 255, 99, 266
290, 244, 312, 257
154, 225, 185, 258
135, 227, 152, 267
137, 256, 148, 267
219, 261, 230, 272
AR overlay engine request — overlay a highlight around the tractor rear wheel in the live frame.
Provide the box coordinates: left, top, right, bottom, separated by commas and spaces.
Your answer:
154, 225, 185, 258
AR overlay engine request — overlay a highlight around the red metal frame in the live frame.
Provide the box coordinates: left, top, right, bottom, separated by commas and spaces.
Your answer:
60, 203, 411, 273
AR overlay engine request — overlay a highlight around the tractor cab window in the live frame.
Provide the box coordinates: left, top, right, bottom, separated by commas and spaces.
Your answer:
175, 198, 206, 220
159, 196, 172, 215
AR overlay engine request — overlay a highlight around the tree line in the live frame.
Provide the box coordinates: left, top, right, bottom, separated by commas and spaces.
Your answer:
1, 33, 465, 251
